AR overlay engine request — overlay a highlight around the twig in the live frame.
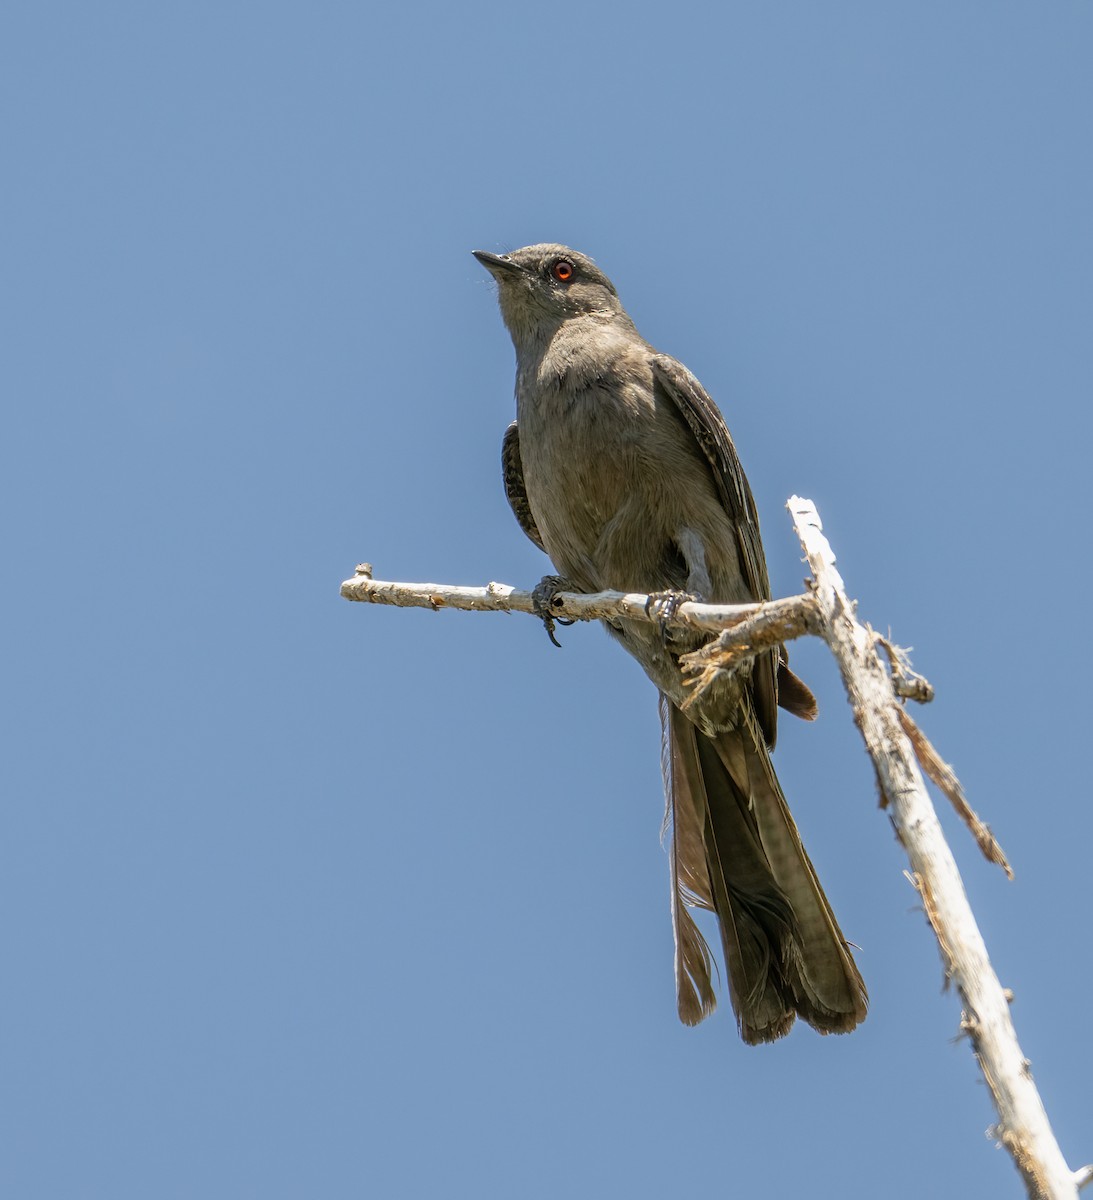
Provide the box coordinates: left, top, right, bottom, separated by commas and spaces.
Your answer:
678, 592, 821, 710
896, 707, 1013, 879
875, 632, 936, 703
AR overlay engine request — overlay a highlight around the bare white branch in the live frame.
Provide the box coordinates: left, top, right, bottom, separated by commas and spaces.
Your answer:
340, 562, 810, 636
787, 495, 1079, 1200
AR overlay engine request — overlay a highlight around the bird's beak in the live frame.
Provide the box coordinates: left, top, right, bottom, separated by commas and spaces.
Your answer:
473, 250, 526, 281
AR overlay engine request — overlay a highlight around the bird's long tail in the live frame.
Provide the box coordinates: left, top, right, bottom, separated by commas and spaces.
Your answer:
660, 695, 867, 1043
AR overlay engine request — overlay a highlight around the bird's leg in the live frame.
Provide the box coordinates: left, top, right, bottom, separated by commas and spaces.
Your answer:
645, 529, 709, 643
645, 591, 697, 644
531, 574, 578, 648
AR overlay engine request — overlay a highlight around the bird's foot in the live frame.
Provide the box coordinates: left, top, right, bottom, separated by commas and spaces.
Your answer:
531, 574, 578, 648
644, 590, 697, 644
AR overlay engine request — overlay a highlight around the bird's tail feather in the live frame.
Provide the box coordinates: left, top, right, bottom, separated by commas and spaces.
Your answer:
659, 694, 718, 1025
660, 696, 867, 1043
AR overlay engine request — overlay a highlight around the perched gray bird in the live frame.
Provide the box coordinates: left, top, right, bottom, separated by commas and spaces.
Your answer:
474, 244, 866, 1044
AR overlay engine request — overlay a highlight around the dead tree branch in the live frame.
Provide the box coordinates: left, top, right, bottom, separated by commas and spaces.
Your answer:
340, 498, 1088, 1198
786, 495, 1086, 1200
340, 563, 807, 635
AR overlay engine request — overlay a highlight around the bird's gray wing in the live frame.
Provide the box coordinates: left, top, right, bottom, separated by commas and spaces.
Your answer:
501, 420, 545, 552
651, 354, 770, 600
652, 353, 808, 744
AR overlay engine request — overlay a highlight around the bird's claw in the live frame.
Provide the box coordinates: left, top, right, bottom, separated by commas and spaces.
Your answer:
531, 575, 577, 648
645, 590, 696, 644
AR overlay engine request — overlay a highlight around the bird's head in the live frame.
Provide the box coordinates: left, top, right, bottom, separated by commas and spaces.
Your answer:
473, 244, 628, 348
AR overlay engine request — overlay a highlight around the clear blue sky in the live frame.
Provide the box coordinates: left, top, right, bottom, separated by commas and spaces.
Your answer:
3, 4, 1091, 1197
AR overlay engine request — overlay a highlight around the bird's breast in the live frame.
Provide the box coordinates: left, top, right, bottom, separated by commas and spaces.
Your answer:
515, 378, 641, 582
516, 372, 720, 596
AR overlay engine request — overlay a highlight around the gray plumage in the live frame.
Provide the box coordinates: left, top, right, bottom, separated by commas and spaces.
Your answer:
474, 244, 866, 1044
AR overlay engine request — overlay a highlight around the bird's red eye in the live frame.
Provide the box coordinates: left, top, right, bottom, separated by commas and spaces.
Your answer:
552, 259, 574, 282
